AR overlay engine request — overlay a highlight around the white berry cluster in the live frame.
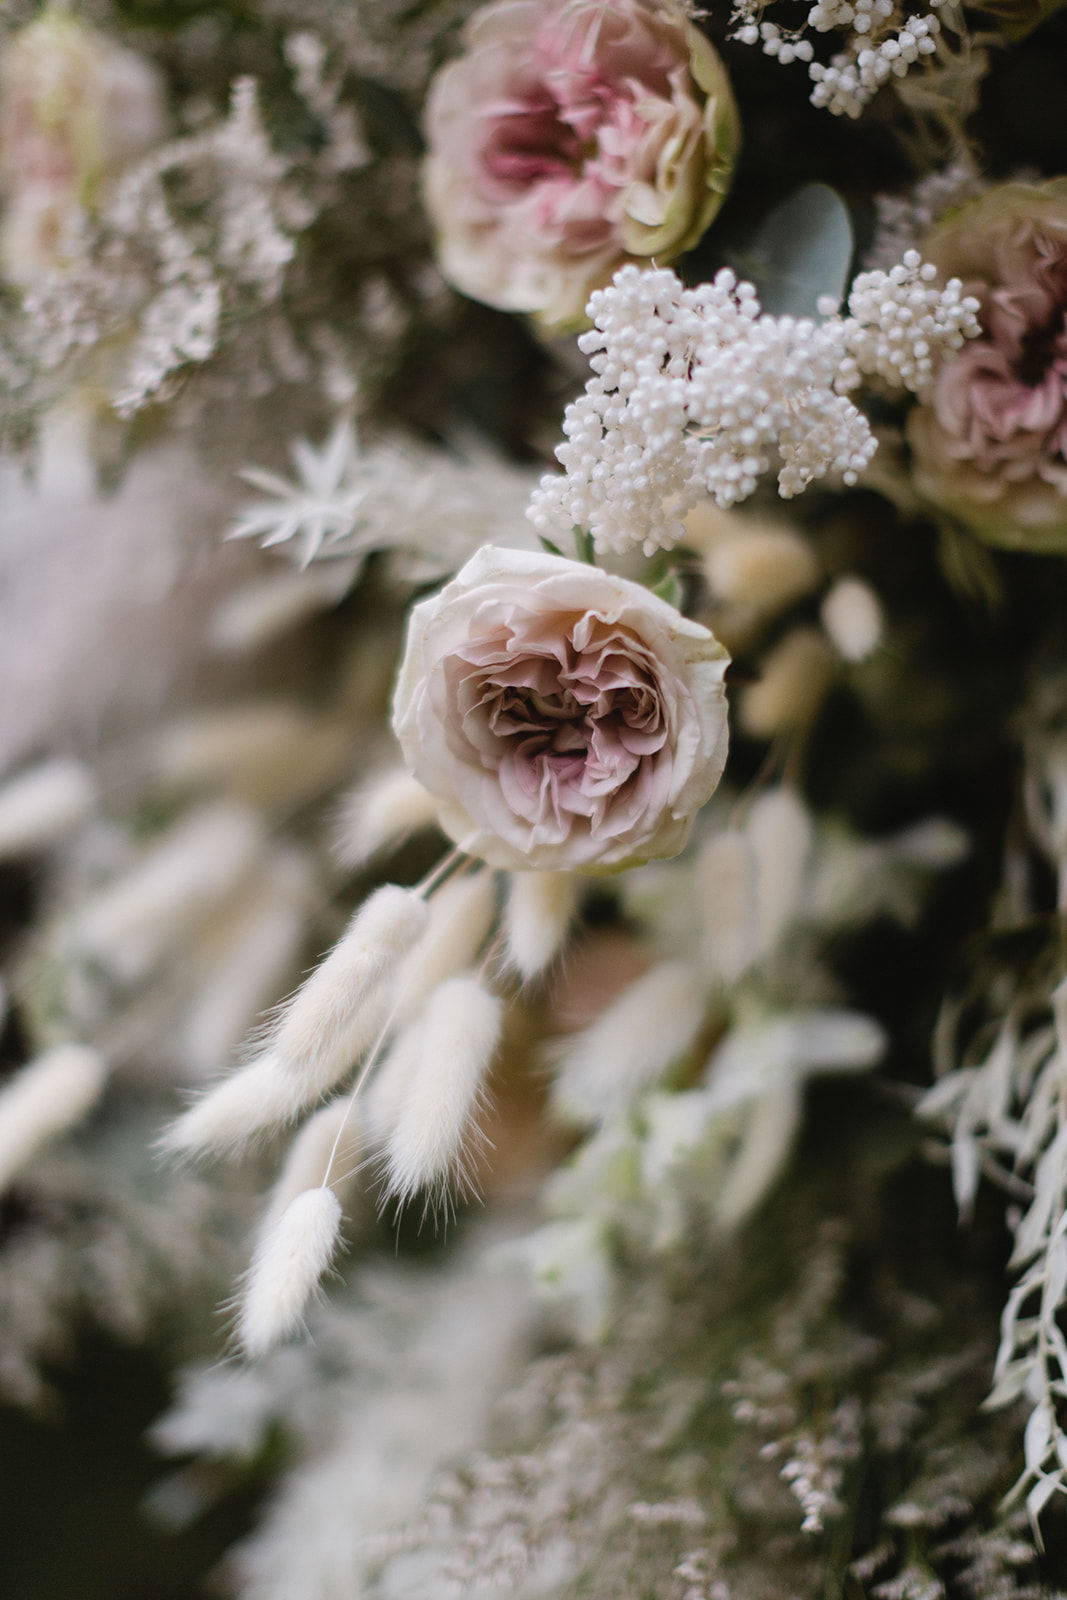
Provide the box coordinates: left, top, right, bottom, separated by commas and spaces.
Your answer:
527, 258, 979, 559
730, 0, 945, 118
837, 251, 980, 392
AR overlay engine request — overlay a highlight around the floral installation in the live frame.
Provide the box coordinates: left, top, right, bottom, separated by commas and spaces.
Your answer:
422, 0, 741, 328
2, 0, 1067, 1597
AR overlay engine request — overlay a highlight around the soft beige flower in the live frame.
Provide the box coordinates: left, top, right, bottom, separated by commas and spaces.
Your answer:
391, 546, 730, 871
422, 0, 739, 330
0, 12, 166, 281
908, 180, 1067, 552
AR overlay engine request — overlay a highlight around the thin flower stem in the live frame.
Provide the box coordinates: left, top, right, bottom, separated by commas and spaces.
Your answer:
415, 845, 467, 899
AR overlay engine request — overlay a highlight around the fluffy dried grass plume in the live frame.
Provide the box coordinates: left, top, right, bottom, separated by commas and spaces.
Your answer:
0, 1045, 108, 1192
381, 974, 502, 1209
237, 1186, 344, 1358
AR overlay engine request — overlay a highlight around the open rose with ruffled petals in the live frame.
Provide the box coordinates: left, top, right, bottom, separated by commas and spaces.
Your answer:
392, 546, 730, 871
423, 0, 739, 330
908, 180, 1067, 552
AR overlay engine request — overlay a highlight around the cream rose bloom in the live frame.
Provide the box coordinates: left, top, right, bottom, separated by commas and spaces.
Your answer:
422, 0, 739, 331
391, 546, 730, 872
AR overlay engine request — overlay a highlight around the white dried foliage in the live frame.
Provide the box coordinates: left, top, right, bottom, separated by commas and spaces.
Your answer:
0, 1044, 108, 1193
237, 1185, 344, 1358
528, 259, 979, 558
504, 870, 579, 981
916, 729, 1067, 1527
215, 1221, 533, 1600
231, 415, 539, 577
382, 975, 501, 1206
552, 961, 707, 1126
921, 985, 1067, 1525
0, 757, 96, 859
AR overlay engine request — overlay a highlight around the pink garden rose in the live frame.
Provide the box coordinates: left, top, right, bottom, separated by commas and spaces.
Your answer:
391, 546, 730, 871
422, 0, 740, 330
0, 14, 166, 282
907, 180, 1067, 552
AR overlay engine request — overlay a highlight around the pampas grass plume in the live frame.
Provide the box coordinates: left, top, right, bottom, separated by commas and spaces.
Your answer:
504, 870, 578, 980
0, 1044, 108, 1191
237, 1186, 343, 1358
383, 975, 501, 1205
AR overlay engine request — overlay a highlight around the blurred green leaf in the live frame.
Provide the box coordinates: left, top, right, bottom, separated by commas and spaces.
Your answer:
723, 183, 854, 318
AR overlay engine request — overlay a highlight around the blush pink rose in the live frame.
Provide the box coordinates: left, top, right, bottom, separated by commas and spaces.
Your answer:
0, 14, 166, 283
907, 180, 1067, 552
391, 546, 730, 871
422, 0, 740, 330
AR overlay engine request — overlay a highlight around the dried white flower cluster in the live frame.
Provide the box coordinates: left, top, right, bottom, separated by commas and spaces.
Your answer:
528, 259, 979, 559
729, 0, 951, 117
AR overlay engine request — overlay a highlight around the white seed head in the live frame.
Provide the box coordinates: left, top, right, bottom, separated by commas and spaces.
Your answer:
333, 767, 441, 868
747, 787, 815, 956
739, 628, 836, 738
820, 576, 883, 662
552, 961, 707, 1124
0, 1044, 108, 1192
504, 870, 579, 981
237, 1186, 344, 1358
696, 830, 760, 983
383, 975, 501, 1205
391, 871, 496, 1014
270, 885, 427, 1091
160, 1053, 306, 1157
0, 758, 97, 859
259, 1099, 364, 1234
177, 852, 314, 1080
704, 528, 821, 614
73, 803, 264, 984
149, 703, 351, 813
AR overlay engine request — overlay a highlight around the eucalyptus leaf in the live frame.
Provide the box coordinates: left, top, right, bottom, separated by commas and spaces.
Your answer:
722, 184, 854, 319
